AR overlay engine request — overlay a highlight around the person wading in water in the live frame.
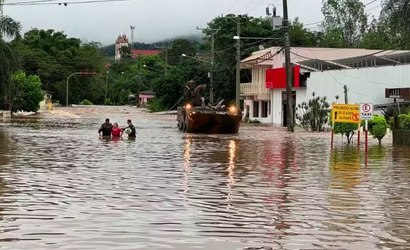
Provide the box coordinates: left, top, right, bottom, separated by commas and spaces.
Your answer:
98, 118, 113, 137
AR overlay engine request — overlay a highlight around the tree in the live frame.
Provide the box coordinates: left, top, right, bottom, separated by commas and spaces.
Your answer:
382, 0, 410, 49
368, 115, 388, 145
361, 17, 394, 49
290, 18, 317, 47
296, 92, 330, 131
0, 15, 21, 39
0, 14, 21, 108
321, 0, 368, 47
204, 14, 278, 102
12, 29, 107, 105
334, 122, 358, 144
4, 70, 44, 112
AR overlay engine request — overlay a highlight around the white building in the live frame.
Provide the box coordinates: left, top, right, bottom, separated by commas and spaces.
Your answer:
240, 47, 410, 126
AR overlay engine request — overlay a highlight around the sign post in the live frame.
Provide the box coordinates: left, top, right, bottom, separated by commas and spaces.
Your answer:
331, 103, 360, 149
360, 103, 373, 167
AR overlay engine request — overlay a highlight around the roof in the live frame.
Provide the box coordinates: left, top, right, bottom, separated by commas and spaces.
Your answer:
131, 49, 161, 58
241, 46, 410, 71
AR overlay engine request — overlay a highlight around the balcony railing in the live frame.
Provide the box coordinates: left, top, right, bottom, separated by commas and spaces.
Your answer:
240, 82, 269, 96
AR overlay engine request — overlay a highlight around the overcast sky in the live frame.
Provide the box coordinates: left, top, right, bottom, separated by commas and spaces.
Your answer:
4, 0, 382, 46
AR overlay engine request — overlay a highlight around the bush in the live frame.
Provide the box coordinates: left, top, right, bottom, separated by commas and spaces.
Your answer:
8, 71, 44, 113
296, 92, 330, 131
104, 98, 113, 105
368, 115, 388, 145
80, 99, 93, 105
147, 98, 165, 112
334, 122, 358, 144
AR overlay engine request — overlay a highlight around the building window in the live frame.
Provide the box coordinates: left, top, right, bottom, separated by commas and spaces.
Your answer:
253, 101, 259, 118
261, 101, 269, 118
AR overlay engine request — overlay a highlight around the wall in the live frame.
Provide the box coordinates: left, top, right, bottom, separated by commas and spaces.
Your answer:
273, 64, 410, 125
393, 130, 410, 146
305, 64, 410, 105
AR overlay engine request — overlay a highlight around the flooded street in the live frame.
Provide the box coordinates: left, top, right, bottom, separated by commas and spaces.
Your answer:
1, 106, 410, 249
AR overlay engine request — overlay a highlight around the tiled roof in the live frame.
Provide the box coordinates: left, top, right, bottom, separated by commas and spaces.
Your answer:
241, 46, 410, 71
131, 49, 161, 58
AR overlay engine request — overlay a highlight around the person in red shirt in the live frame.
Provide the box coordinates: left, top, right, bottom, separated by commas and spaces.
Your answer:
111, 122, 123, 137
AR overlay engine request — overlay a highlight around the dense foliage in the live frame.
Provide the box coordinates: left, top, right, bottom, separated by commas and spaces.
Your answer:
368, 115, 388, 145
1, 0, 409, 112
11, 29, 106, 105
296, 92, 330, 131
7, 71, 44, 112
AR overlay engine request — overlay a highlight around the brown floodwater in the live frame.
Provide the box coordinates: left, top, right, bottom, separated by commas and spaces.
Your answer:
0, 106, 410, 250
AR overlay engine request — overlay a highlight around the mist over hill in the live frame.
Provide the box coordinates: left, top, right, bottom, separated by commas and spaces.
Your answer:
100, 34, 203, 57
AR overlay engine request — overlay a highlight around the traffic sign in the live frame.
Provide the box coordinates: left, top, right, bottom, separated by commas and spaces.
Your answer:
332, 104, 360, 124
360, 103, 373, 120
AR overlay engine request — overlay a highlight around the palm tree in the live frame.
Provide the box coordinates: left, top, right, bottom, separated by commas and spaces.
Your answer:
0, 10, 22, 109
0, 15, 22, 39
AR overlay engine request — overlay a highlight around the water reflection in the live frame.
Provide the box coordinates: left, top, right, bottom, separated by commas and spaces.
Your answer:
1, 107, 410, 249
226, 139, 236, 209
183, 136, 192, 194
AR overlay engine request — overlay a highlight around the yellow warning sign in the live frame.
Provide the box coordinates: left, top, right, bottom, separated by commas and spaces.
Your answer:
332, 104, 360, 124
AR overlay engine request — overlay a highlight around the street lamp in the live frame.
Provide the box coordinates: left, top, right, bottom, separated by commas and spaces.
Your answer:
143, 64, 165, 74
181, 54, 211, 64
66, 71, 96, 107
66, 72, 82, 107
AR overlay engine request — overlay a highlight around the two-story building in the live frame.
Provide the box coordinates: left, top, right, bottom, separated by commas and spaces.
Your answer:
240, 46, 410, 126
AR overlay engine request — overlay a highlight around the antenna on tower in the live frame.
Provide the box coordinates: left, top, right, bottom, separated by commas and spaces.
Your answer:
130, 25, 135, 50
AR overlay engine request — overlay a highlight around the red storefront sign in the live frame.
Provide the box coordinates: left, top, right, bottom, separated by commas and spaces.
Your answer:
266, 65, 300, 89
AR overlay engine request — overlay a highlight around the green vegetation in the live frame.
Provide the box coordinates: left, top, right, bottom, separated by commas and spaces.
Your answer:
334, 122, 358, 145
80, 99, 93, 105
368, 115, 388, 145
296, 92, 330, 132
7, 71, 44, 112
1, 0, 409, 112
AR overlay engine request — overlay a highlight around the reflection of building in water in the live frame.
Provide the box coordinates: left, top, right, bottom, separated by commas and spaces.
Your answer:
226, 140, 236, 209
263, 138, 297, 235
183, 136, 192, 195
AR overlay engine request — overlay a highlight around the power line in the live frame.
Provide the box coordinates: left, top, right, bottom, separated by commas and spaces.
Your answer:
4, 0, 130, 6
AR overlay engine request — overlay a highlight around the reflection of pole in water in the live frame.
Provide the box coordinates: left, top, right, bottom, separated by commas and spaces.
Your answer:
183, 137, 192, 194
226, 140, 236, 209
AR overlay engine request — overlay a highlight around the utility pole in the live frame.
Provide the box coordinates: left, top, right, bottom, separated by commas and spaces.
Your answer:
105, 71, 109, 101
235, 16, 241, 111
164, 49, 168, 76
130, 25, 135, 50
197, 26, 218, 105
210, 32, 215, 105
282, 0, 294, 132
343, 85, 348, 104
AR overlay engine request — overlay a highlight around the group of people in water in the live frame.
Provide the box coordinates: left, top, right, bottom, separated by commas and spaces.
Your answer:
98, 118, 136, 139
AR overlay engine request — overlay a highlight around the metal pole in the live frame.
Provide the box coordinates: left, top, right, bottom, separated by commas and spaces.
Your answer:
105, 71, 109, 101
344, 85, 348, 104
235, 16, 241, 111
165, 49, 168, 76
210, 32, 215, 105
66, 72, 82, 107
283, 0, 294, 132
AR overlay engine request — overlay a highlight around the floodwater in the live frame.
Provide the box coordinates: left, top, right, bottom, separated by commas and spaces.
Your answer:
0, 106, 410, 250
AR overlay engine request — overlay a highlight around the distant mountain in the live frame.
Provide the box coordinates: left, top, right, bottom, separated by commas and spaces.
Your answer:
100, 34, 204, 57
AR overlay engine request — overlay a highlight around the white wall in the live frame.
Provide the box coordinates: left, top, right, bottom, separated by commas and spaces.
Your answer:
304, 64, 410, 105
247, 64, 410, 125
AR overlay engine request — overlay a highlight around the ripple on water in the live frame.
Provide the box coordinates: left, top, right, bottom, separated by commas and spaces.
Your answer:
0, 107, 410, 249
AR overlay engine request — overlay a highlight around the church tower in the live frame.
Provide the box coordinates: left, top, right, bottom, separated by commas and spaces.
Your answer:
114, 34, 129, 61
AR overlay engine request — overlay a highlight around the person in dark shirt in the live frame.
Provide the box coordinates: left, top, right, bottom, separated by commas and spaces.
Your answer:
98, 118, 113, 137
124, 119, 136, 138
